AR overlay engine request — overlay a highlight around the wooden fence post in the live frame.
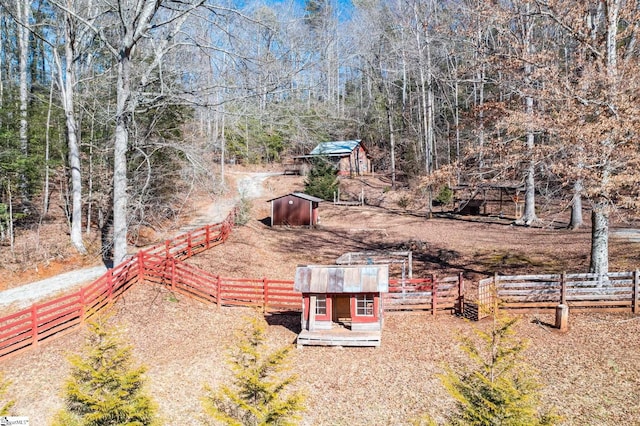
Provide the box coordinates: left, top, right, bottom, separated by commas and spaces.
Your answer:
633, 270, 639, 315
107, 268, 114, 304
216, 275, 222, 309
171, 258, 176, 292
431, 274, 438, 316
560, 272, 567, 305
138, 251, 145, 283
458, 272, 464, 315
80, 287, 86, 324
31, 303, 39, 347
263, 277, 269, 313
206, 226, 211, 249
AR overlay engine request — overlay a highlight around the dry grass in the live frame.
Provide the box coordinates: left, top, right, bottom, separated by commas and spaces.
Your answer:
3, 171, 640, 425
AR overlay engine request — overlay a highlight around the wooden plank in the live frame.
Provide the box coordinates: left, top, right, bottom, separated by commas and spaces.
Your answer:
497, 274, 560, 281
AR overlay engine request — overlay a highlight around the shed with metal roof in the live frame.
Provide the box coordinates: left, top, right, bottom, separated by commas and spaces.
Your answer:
294, 264, 388, 347
266, 192, 323, 227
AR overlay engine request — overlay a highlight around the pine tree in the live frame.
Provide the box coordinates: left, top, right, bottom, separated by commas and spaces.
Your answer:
303, 157, 338, 201
0, 372, 15, 416
52, 316, 158, 426
202, 315, 305, 425
439, 311, 559, 426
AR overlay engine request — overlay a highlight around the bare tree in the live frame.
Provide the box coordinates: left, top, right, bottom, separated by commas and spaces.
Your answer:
536, 0, 640, 274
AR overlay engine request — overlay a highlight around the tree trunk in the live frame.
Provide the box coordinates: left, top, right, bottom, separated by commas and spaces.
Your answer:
112, 54, 131, 265
386, 100, 396, 189
569, 179, 583, 230
517, 2, 537, 226
17, 0, 30, 198
589, 203, 609, 275
516, 140, 537, 225
62, 18, 87, 254
43, 76, 54, 215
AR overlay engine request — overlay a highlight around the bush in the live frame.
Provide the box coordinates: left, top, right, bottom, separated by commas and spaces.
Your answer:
437, 310, 560, 426
234, 195, 253, 226
434, 186, 453, 206
202, 315, 305, 425
303, 157, 339, 201
52, 316, 159, 426
0, 372, 14, 416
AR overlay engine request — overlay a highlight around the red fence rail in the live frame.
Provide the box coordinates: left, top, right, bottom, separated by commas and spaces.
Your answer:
142, 256, 462, 315
0, 212, 237, 360
0, 258, 140, 359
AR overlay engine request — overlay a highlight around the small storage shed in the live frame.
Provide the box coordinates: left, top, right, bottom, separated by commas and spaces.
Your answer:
294, 264, 389, 347
267, 192, 323, 227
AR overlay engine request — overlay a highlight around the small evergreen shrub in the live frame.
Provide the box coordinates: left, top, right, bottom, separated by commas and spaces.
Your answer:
0, 372, 14, 416
434, 186, 453, 206
303, 157, 339, 201
202, 315, 305, 425
52, 316, 159, 426
234, 195, 253, 226
437, 310, 560, 426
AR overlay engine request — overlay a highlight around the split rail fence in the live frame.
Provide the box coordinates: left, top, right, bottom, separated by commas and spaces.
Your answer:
0, 213, 236, 360
478, 271, 640, 313
0, 209, 460, 360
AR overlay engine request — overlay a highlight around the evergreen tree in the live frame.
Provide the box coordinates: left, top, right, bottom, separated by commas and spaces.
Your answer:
0, 372, 15, 416
303, 157, 338, 201
202, 315, 305, 426
438, 311, 559, 426
52, 316, 158, 426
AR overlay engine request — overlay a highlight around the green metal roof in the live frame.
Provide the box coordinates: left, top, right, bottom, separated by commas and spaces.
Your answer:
309, 140, 362, 156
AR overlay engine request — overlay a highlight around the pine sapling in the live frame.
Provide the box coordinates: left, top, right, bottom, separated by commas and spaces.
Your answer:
0, 372, 15, 416
438, 310, 560, 426
202, 315, 305, 425
52, 316, 159, 426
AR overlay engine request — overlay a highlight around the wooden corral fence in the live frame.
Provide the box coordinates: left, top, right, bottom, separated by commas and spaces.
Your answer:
476, 271, 640, 313
143, 254, 462, 315
0, 212, 237, 360
385, 274, 463, 315
0, 257, 142, 359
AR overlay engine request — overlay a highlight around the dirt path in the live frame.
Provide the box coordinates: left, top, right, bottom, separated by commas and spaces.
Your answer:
0, 171, 279, 310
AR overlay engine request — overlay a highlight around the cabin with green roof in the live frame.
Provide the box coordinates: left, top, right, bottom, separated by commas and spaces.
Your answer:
290, 140, 371, 176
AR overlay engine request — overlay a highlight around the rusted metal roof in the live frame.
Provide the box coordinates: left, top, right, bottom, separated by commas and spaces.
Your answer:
294, 264, 389, 293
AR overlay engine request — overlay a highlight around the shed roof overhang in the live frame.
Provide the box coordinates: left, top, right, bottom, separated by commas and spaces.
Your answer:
266, 192, 324, 203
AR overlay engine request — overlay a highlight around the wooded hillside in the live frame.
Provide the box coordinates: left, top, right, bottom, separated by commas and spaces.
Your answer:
0, 0, 638, 274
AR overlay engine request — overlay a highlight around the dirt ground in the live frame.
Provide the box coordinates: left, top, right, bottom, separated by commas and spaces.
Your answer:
2, 170, 640, 425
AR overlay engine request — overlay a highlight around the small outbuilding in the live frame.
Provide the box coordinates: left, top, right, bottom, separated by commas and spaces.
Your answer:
267, 192, 323, 227
291, 140, 372, 176
294, 264, 389, 347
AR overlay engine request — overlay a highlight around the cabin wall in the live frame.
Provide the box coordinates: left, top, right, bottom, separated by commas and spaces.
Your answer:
302, 293, 382, 331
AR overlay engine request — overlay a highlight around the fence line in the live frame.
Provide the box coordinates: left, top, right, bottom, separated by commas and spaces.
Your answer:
482, 271, 640, 313
0, 212, 237, 360
4, 202, 640, 360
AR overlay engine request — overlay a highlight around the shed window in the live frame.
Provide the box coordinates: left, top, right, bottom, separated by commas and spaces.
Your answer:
315, 295, 327, 315
356, 295, 374, 316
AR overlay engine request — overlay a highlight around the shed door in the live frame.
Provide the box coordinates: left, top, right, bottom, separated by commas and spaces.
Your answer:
332, 296, 351, 323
